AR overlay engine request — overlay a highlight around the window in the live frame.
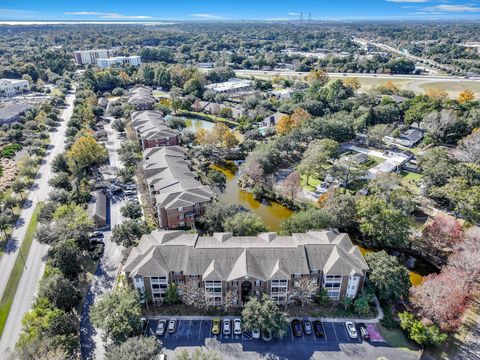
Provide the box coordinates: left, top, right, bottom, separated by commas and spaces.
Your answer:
150, 276, 168, 300
293, 273, 302, 278
205, 280, 223, 305
173, 271, 183, 275
271, 280, 288, 303
177, 207, 184, 211
323, 275, 342, 300
231, 280, 239, 286
310, 269, 319, 274
255, 280, 262, 287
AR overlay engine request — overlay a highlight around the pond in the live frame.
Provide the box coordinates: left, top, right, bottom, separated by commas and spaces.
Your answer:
184, 118, 215, 133
211, 164, 430, 286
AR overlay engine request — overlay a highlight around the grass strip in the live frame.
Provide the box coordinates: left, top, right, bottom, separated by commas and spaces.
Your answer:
0, 202, 42, 339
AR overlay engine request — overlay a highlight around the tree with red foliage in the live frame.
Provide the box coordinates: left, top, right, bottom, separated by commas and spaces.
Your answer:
421, 215, 463, 261
449, 229, 480, 288
410, 267, 468, 332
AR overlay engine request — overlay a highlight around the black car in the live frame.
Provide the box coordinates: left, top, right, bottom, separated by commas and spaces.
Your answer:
313, 321, 324, 337
291, 319, 302, 337
357, 323, 370, 340
302, 318, 312, 335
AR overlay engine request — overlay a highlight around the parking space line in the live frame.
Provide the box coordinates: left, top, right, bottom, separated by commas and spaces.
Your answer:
339, 323, 349, 342
176, 320, 181, 339
320, 322, 327, 342
291, 328, 294, 341
332, 322, 339, 342
198, 321, 203, 340
187, 320, 192, 339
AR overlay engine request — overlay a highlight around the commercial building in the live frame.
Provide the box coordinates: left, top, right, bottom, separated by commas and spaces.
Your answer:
128, 86, 156, 110
96, 56, 142, 68
205, 78, 254, 95
124, 229, 369, 305
0, 79, 30, 97
0, 103, 32, 124
131, 111, 180, 150
74, 49, 111, 65
143, 146, 213, 229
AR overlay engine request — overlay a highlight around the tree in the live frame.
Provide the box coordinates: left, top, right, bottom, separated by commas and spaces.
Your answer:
223, 212, 268, 236
421, 110, 457, 145
66, 134, 108, 176
200, 201, 240, 234
177, 278, 208, 309
206, 169, 226, 191
282, 171, 301, 201
242, 294, 288, 338
105, 336, 162, 360
459, 129, 480, 164
120, 202, 143, 220
365, 251, 410, 302
322, 193, 357, 230
399, 312, 447, 347
449, 230, 480, 287
305, 69, 329, 86
281, 208, 334, 235
457, 89, 475, 104
39, 273, 81, 311
419, 147, 457, 188
112, 119, 126, 133
164, 284, 179, 305
47, 239, 83, 279
289, 278, 319, 307
90, 286, 142, 344
298, 139, 339, 186
356, 196, 410, 249
410, 268, 468, 332
111, 220, 148, 247
421, 215, 462, 260
275, 115, 295, 135
343, 77, 360, 91
118, 141, 142, 167
51, 153, 69, 173
48, 172, 72, 191
425, 88, 448, 100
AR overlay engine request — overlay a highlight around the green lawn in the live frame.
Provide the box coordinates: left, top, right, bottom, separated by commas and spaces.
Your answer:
300, 174, 322, 191
0, 203, 42, 338
401, 171, 423, 195
178, 110, 238, 126
377, 324, 420, 353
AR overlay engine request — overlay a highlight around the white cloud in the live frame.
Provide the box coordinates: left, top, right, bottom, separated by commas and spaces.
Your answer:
386, 0, 429, 2
288, 12, 301, 16
425, 4, 480, 12
190, 13, 225, 19
64, 11, 152, 19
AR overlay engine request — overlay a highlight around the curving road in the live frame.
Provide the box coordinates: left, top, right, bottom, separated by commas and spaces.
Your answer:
0, 91, 75, 356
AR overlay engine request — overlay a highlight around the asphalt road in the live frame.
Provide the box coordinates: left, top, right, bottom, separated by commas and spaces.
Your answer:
0, 92, 75, 356
80, 119, 126, 360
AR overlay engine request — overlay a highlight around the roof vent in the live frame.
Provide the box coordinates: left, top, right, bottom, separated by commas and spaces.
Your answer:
259, 232, 277, 242
213, 232, 233, 242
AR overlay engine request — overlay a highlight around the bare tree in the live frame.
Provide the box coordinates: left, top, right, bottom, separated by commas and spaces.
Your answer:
223, 290, 236, 312
282, 171, 301, 201
288, 278, 319, 307
449, 229, 480, 288
459, 129, 480, 164
421, 109, 457, 145
177, 278, 208, 309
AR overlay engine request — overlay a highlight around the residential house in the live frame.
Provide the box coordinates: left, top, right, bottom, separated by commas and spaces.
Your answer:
124, 229, 369, 305
384, 128, 423, 148
143, 146, 213, 229
131, 111, 180, 150
261, 112, 288, 127
269, 88, 295, 100
89, 190, 108, 229
128, 86, 156, 110
191, 100, 248, 120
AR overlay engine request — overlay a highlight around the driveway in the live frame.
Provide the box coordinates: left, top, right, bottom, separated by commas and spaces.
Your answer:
80, 120, 127, 359
146, 317, 419, 360
0, 92, 75, 356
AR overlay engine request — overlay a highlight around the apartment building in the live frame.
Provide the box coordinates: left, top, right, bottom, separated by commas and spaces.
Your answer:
142, 146, 213, 229
97, 55, 142, 68
74, 49, 111, 65
128, 86, 156, 110
131, 110, 179, 150
124, 229, 369, 305
0, 79, 30, 97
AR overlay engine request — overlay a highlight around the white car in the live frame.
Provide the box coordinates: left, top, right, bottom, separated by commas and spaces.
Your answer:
345, 321, 358, 339
252, 329, 261, 339
234, 318, 242, 335
156, 320, 167, 336
223, 319, 231, 335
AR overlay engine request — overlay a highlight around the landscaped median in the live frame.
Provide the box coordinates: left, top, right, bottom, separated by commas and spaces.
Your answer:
0, 202, 42, 338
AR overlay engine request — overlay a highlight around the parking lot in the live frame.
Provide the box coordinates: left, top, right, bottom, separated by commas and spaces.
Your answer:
145, 318, 366, 356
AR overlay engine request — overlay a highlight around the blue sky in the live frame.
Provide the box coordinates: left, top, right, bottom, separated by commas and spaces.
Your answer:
2, 0, 480, 20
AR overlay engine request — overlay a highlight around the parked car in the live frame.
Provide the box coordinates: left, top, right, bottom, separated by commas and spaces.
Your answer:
124, 184, 136, 191
313, 321, 323, 337
156, 320, 167, 336
89, 231, 104, 239
233, 318, 242, 335
302, 318, 313, 335
291, 319, 302, 337
167, 319, 177, 334
252, 329, 261, 339
223, 319, 231, 335
357, 323, 369, 340
212, 318, 221, 335
345, 321, 358, 339
124, 190, 136, 197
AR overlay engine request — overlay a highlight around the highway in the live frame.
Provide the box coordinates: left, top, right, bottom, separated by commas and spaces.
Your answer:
0, 92, 75, 356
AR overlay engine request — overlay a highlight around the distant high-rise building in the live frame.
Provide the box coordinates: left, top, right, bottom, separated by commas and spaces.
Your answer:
74, 49, 111, 65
